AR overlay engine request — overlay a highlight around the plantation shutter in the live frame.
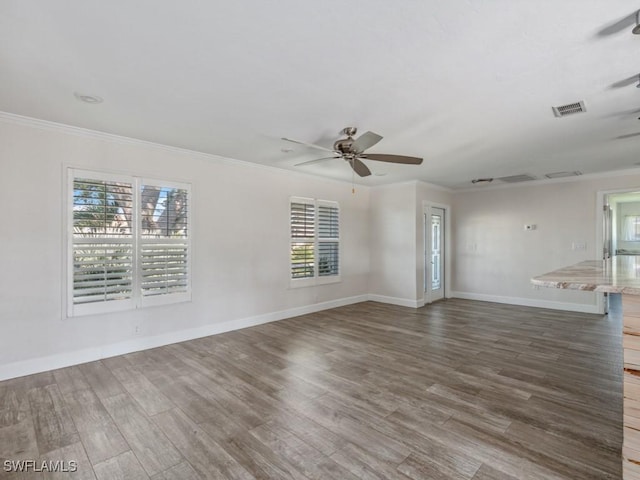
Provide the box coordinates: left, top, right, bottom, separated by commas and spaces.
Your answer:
68, 170, 191, 316
71, 174, 135, 315
318, 202, 339, 277
139, 182, 190, 306
290, 197, 340, 284
290, 199, 315, 279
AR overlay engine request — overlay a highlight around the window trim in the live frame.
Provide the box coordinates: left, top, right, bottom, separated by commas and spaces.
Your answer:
289, 196, 341, 288
67, 168, 192, 317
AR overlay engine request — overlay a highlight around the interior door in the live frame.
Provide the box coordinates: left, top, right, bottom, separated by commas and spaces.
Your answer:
429, 207, 445, 302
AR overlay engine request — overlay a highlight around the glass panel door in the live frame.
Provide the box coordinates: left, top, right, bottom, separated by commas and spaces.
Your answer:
430, 207, 445, 301
431, 212, 441, 291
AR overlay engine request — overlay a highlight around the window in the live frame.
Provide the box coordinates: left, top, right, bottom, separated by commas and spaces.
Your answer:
624, 215, 640, 242
68, 169, 190, 316
290, 197, 340, 286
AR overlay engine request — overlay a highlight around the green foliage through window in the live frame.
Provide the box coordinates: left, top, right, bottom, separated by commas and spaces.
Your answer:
69, 171, 191, 315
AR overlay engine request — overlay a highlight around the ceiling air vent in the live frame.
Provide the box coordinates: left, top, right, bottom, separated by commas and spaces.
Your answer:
497, 174, 537, 183
544, 171, 582, 179
552, 101, 586, 118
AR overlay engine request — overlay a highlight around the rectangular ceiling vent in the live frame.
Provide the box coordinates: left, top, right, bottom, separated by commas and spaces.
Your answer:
552, 101, 586, 118
497, 174, 537, 183
544, 171, 582, 179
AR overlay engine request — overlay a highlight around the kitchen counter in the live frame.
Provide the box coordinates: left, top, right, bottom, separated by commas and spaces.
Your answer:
531, 257, 640, 295
533, 257, 640, 479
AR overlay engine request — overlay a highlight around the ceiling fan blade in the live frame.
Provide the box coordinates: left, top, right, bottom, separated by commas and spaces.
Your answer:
349, 158, 371, 177
281, 137, 335, 153
294, 157, 339, 167
363, 153, 423, 165
351, 131, 383, 153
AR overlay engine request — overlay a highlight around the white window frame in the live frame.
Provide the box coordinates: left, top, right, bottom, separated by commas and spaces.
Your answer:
289, 196, 341, 288
67, 168, 192, 317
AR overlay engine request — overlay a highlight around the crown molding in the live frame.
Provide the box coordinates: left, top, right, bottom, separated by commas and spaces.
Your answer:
5, 110, 634, 194
454, 167, 640, 193
370, 179, 453, 193
0, 111, 370, 190
415, 179, 454, 193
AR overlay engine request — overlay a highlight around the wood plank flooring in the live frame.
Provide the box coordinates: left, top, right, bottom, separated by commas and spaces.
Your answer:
0, 299, 623, 479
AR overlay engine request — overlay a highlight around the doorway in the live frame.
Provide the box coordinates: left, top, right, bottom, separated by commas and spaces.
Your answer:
602, 191, 640, 258
424, 204, 448, 304
597, 188, 640, 313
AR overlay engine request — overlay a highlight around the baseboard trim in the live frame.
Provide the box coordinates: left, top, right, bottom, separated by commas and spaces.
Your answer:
450, 291, 601, 314
367, 294, 422, 308
1, 291, 601, 381
0, 294, 369, 382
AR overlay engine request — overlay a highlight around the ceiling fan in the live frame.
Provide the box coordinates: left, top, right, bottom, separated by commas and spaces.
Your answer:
282, 127, 423, 177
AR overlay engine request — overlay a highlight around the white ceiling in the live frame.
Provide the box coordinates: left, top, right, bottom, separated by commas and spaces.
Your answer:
2, 1, 640, 189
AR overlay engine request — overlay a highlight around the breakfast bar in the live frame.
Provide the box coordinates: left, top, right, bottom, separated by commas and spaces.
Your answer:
532, 257, 640, 479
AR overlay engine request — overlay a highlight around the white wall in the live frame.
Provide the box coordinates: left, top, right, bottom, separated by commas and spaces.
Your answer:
368, 181, 452, 307
0, 115, 370, 379
6, 113, 640, 380
451, 173, 640, 312
368, 183, 416, 306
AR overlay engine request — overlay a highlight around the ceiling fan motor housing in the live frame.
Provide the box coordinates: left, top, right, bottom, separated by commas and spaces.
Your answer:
334, 126, 358, 154
334, 138, 355, 154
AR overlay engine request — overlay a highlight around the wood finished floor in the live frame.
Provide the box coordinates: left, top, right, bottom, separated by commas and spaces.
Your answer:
0, 299, 623, 479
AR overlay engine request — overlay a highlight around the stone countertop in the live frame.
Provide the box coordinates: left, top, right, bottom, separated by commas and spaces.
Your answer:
531, 257, 640, 295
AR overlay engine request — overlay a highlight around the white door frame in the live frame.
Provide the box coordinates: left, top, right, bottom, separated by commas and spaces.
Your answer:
422, 201, 451, 306
596, 187, 640, 314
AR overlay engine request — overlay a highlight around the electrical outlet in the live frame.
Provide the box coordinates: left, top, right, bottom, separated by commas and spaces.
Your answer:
572, 242, 587, 251
134, 325, 140, 335
524, 224, 536, 231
